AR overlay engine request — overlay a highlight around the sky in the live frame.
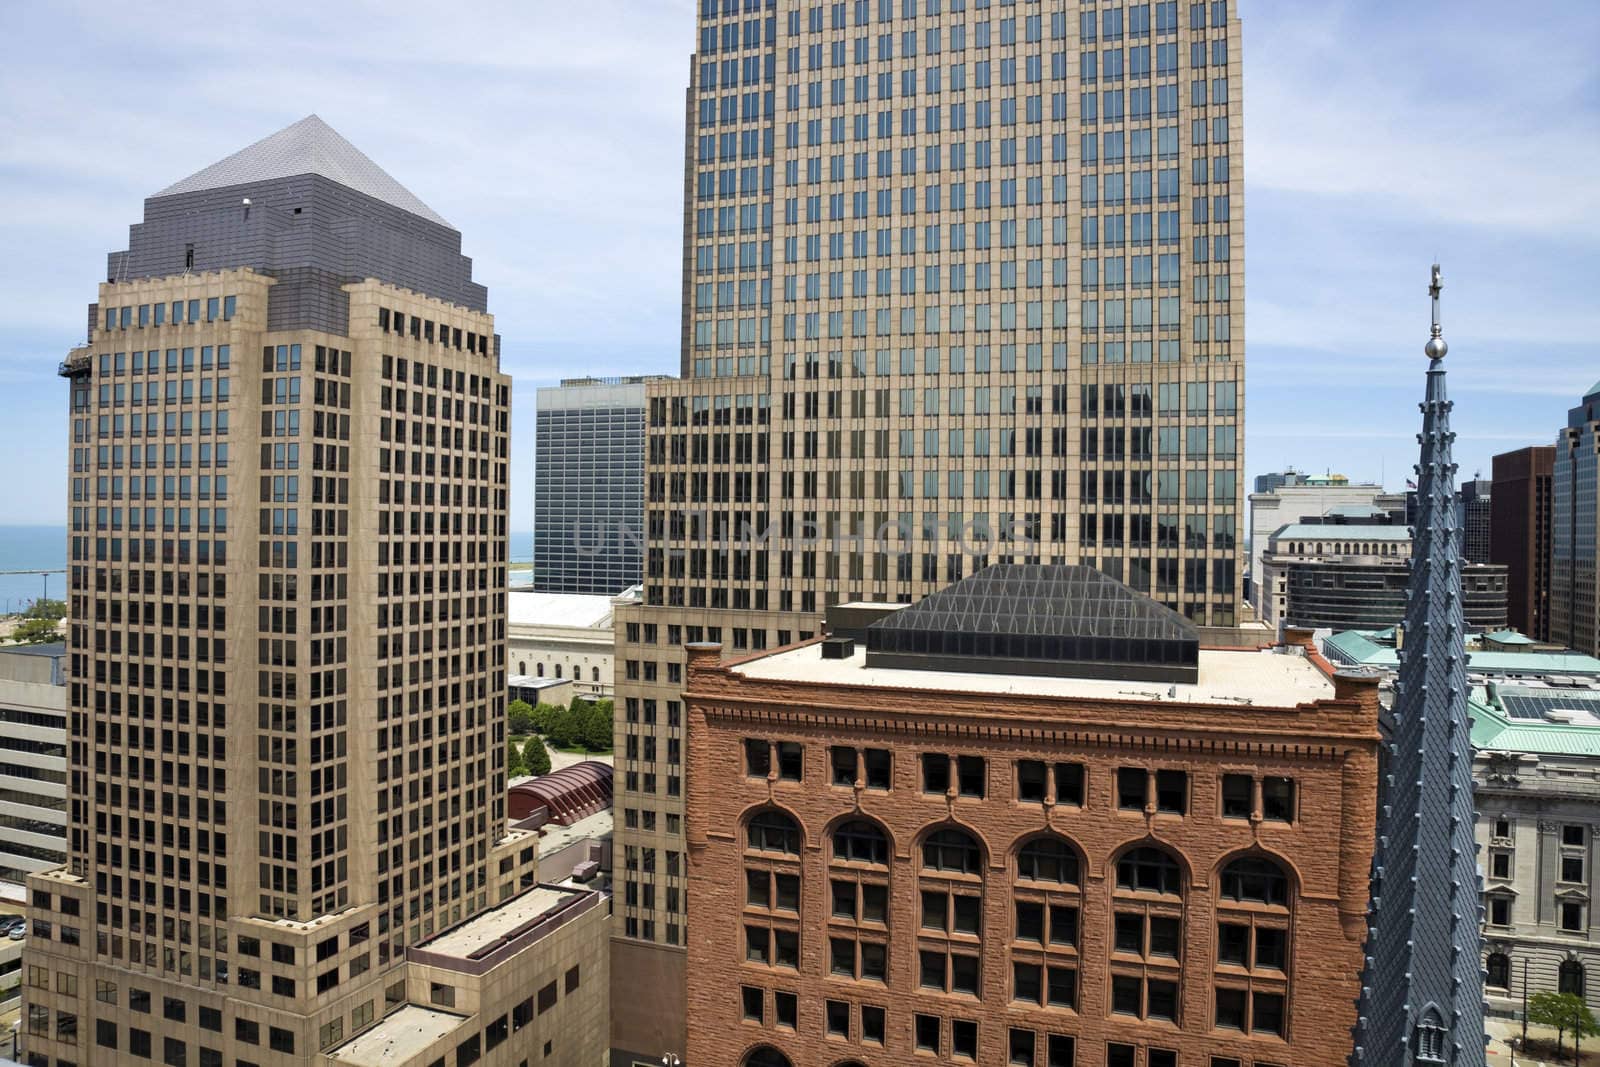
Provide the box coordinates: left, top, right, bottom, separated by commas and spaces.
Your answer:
0, 0, 1595, 535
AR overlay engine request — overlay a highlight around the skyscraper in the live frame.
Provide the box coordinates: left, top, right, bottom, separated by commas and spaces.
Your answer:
533, 377, 661, 595
1490, 444, 1555, 639
611, 2, 1247, 1060
19, 117, 619, 1067
1552, 381, 1600, 657
1350, 267, 1484, 1066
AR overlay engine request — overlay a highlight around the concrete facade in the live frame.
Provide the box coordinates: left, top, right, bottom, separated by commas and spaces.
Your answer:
533, 379, 663, 597
1246, 480, 1403, 620
612, 3, 1251, 1059
506, 591, 617, 703
0, 645, 67, 899
681, 631, 1381, 1067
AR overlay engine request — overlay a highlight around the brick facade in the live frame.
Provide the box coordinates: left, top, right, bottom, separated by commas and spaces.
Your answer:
683, 640, 1379, 1067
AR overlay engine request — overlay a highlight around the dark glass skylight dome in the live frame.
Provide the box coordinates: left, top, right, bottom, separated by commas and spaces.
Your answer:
865, 564, 1200, 683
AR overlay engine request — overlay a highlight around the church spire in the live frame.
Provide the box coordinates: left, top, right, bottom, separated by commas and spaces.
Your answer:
1350, 266, 1485, 1065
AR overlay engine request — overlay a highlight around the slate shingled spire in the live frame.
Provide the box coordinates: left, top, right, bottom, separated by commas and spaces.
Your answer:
1350, 266, 1485, 1065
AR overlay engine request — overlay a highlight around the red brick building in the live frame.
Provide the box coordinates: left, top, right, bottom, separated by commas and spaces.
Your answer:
682, 568, 1380, 1067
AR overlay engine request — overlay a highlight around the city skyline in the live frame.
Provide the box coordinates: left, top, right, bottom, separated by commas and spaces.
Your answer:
2, 0, 1596, 531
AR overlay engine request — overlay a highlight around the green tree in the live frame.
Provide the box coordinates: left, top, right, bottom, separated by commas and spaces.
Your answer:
10, 616, 61, 645
579, 702, 613, 752
531, 703, 563, 735
524, 737, 552, 776
547, 707, 580, 749
1530, 991, 1600, 1063
24, 599, 66, 621
506, 739, 527, 778
507, 699, 535, 737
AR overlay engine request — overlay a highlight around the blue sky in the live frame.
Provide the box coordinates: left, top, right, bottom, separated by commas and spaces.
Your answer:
0, 0, 1594, 531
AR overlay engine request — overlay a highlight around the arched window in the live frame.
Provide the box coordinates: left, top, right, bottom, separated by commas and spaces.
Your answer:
1219, 857, 1288, 907
518, 661, 526, 675
1017, 836, 1080, 885
536, 663, 544, 677
747, 811, 802, 856
743, 1046, 793, 1067
1562, 959, 1586, 997
555, 664, 563, 679
592, 666, 600, 682
833, 820, 889, 865
1116, 847, 1183, 896
923, 829, 983, 875
1485, 953, 1511, 990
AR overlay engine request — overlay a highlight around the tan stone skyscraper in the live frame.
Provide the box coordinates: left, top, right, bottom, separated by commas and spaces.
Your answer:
20, 118, 615, 1067
611, 2, 1247, 1061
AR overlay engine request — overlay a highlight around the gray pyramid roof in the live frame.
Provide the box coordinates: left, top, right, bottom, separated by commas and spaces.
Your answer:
152, 115, 450, 228
865, 564, 1199, 683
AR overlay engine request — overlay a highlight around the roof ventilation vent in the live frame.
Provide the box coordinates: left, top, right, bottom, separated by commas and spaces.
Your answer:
821, 636, 856, 660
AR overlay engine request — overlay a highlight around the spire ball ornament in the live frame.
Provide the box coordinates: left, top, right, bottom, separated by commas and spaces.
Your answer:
1425, 263, 1448, 361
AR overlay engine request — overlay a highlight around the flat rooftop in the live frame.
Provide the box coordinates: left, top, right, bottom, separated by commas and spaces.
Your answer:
532, 808, 612, 860
421, 886, 585, 960
731, 641, 1335, 709
325, 1005, 466, 1065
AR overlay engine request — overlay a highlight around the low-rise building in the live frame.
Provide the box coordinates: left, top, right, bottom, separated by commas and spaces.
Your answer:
1247, 473, 1405, 618
1324, 628, 1600, 680
0, 643, 66, 901
1260, 519, 1508, 632
683, 565, 1382, 1067
507, 590, 622, 702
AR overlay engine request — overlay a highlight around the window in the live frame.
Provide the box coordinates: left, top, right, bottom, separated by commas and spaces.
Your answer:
924, 828, 983, 875
1561, 959, 1586, 996
1486, 953, 1511, 990
1018, 761, 1085, 805
831, 746, 892, 789
862, 1005, 886, 1044
741, 986, 764, 1022
916, 1014, 942, 1053
827, 999, 850, 1037
1017, 836, 1080, 884
1561, 900, 1585, 933
1565, 825, 1586, 848
1117, 767, 1186, 813
1488, 895, 1512, 927
1116, 847, 1183, 895
833, 820, 890, 865
1219, 856, 1289, 906
747, 811, 802, 855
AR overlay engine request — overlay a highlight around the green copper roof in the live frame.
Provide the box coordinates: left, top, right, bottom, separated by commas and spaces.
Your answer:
1324, 629, 1600, 676
1484, 630, 1536, 645
1471, 692, 1600, 757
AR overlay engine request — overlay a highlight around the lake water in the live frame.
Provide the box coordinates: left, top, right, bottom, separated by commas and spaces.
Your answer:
0, 525, 66, 614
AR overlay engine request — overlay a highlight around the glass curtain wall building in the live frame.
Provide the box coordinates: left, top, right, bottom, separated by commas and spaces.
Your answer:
611, 3, 1246, 1060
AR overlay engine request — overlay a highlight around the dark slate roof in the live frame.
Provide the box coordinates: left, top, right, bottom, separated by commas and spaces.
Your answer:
153, 115, 451, 228
870, 564, 1197, 645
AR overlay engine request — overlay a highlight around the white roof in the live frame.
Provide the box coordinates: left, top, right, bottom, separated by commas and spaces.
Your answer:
153, 115, 450, 228
733, 643, 1334, 709
324, 1005, 466, 1064
507, 591, 614, 630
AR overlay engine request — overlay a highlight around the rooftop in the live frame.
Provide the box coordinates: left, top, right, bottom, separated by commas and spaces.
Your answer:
1271, 523, 1412, 542
325, 1005, 466, 1065
507, 590, 615, 630
1473, 683, 1600, 757
1325, 629, 1600, 677
153, 115, 451, 228
863, 564, 1199, 684
0, 642, 66, 658
732, 640, 1334, 709
414, 885, 596, 970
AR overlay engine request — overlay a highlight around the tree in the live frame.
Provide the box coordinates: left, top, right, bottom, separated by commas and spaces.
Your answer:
507, 699, 535, 737
524, 737, 552, 776
579, 702, 613, 752
546, 707, 580, 749
10, 616, 61, 645
531, 703, 563, 736
1530, 991, 1599, 1063
506, 739, 527, 778
25, 599, 65, 621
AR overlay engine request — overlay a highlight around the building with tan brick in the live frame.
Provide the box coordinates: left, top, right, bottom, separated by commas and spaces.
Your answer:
681, 566, 1380, 1067
20, 116, 608, 1067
